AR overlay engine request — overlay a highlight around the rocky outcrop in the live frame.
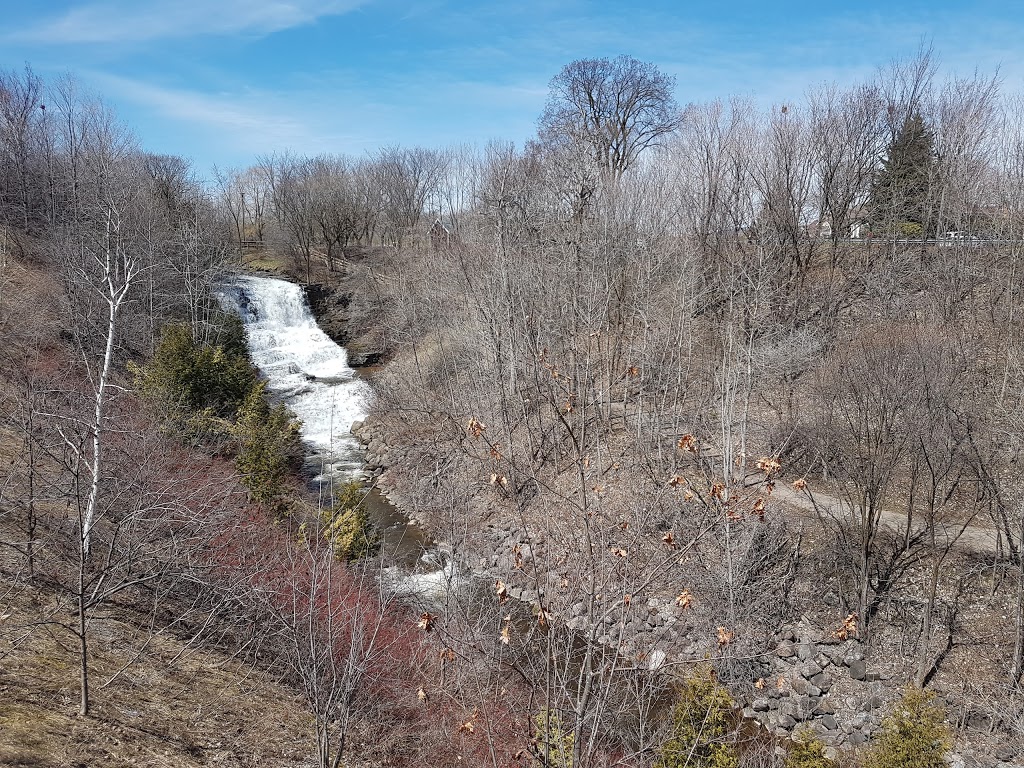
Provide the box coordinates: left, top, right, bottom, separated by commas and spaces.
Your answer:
304, 281, 384, 368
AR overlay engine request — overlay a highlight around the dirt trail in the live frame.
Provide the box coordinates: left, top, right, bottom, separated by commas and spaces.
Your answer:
771, 481, 1003, 555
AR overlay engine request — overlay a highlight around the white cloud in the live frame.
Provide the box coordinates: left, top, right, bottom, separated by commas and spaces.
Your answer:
92, 74, 325, 152
12, 0, 365, 44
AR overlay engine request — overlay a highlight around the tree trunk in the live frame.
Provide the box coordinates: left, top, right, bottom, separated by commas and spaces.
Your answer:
78, 569, 90, 716
916, 556, 941, 687
1010, 514, 1024, 686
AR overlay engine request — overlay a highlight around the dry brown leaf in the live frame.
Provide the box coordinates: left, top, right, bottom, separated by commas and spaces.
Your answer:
752, 497, 766, 520
832, 613, 858, 640
716, 626, 734, 647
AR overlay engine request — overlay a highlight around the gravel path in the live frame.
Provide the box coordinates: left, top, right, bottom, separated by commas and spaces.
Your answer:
771, 481, 1003, 555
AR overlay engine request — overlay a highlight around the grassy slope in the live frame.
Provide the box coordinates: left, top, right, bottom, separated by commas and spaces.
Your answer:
0, 239, 316, 767
0, 579, 313, 767
0, 573, 315, 765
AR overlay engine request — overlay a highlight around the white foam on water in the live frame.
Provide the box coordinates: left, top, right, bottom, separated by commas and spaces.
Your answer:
216, 275, 372, 473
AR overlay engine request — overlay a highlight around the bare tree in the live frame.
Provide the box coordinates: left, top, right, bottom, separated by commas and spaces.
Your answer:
539, 55, 680, 183
374, 146, 448, 247
0, 65, 46, 232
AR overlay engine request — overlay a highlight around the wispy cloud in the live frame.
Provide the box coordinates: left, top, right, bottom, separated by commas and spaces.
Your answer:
92, 74, 326, 154
12, 0, 366, 44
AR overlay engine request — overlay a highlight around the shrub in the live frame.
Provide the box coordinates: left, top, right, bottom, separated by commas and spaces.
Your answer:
134, 322, 255, 420
321, 480, 378, 560
863, 688, 951, 768
531, 708, 574, 767
785, 728, 834, 768
234, 381, 301, 505
655, 666, 738, 768
896, 221, 924, 239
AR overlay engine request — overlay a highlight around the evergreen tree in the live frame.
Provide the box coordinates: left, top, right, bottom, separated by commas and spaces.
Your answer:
234, 381, 301, 505
868, 113, 936, 238
321, 480, 378, 561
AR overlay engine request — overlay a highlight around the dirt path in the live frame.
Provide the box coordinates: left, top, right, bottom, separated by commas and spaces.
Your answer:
771, 481, 1003, 555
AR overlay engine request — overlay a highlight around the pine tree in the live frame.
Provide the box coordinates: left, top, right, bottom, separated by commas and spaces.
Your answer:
234, 381, 300, 505
868, 113, 936, 238
321, 480, 378, 560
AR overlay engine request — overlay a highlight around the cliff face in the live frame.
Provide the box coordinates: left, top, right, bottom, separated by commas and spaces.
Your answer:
302, 247, 392, 369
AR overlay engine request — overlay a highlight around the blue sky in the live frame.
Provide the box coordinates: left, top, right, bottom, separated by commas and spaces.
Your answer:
2, 0, 1022, 181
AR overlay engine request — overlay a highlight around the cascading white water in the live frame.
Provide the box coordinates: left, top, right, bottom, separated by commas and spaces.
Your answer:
215, 275, 372, 480
217, 273, 457, 599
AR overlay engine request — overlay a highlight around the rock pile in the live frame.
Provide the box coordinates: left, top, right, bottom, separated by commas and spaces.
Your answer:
352, 416, 1023, 766
745, 630, 886, 758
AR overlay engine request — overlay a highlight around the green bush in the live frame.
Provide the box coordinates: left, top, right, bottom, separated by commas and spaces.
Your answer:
321, 481, 377, 560
785, 728, 834, 768
897, 221, 924, 239
863, 688, 951, 768
655, 666, 738, 768
234, 381, 301, 505
134, 322, 255, 419
532, 708, 574, 768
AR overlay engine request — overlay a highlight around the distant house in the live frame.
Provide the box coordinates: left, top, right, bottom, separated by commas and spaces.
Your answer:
805, 219, 833, 239
429, 218, 456, 250
849, 219, 870, 239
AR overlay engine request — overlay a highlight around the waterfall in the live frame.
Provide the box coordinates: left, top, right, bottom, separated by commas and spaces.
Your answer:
217, 274, 453, 596
215, 275, 372, 480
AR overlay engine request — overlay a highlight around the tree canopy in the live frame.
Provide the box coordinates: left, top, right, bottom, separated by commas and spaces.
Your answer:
538, 54, 679, 181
